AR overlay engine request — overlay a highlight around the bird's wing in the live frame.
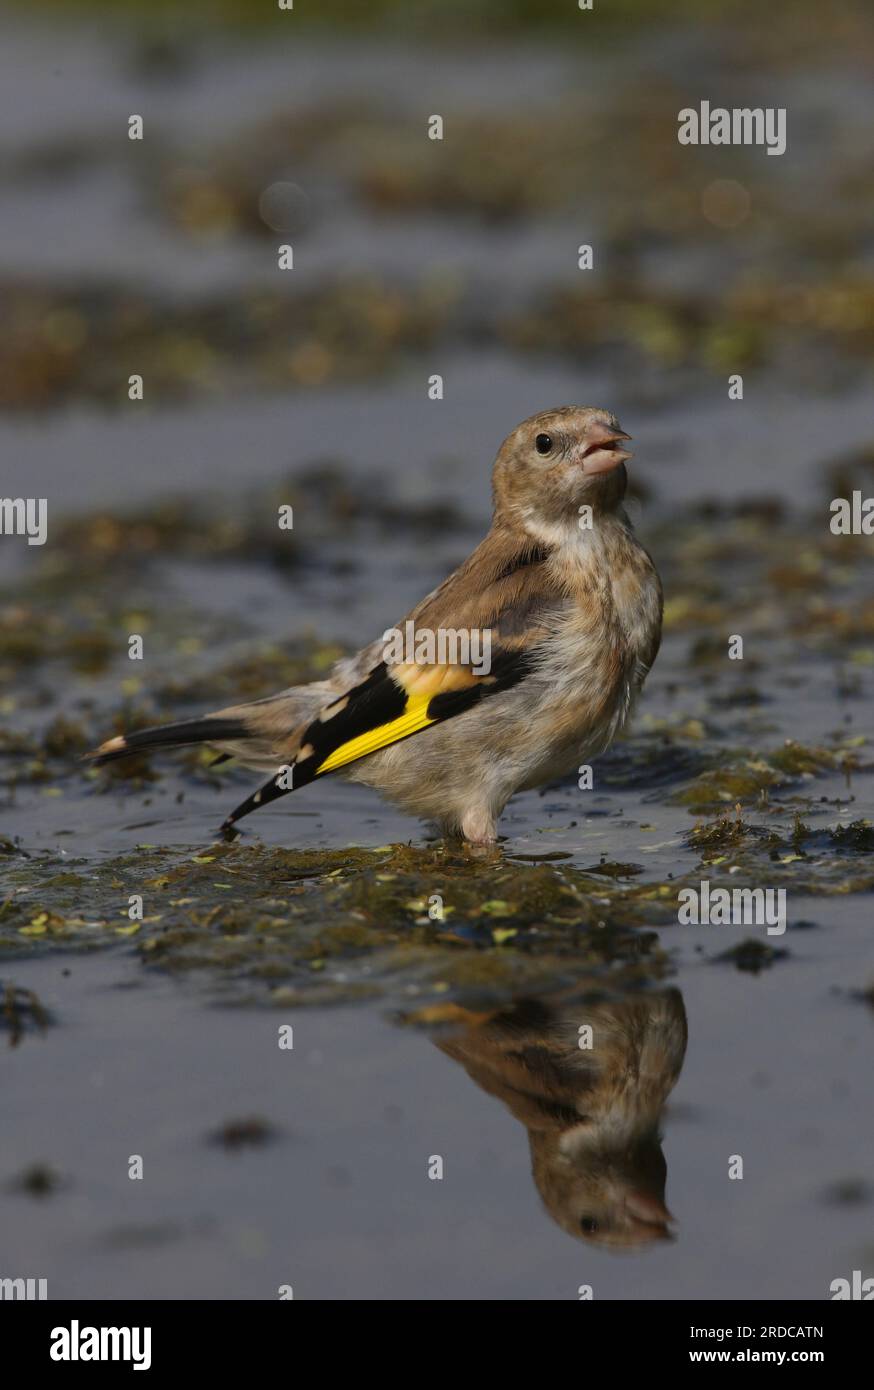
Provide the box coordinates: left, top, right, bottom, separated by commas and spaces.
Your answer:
221, 529, 560, 828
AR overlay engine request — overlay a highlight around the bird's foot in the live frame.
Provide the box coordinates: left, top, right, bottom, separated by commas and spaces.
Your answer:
461, 807, 498, 845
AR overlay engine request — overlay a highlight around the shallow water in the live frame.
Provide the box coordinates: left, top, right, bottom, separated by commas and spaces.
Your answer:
3, 899, 871, 1301
1, 7, 873, 1300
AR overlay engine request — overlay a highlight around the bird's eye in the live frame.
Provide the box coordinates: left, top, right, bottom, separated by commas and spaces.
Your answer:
535, 433, 553, 455
579, 1216, 598, 1235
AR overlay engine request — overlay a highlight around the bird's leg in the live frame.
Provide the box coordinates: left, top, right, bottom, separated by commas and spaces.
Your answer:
461, 805, 498, 845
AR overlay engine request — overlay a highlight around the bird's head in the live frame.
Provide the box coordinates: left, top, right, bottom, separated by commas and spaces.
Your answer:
492, 406, 632, 537
532, 1129, 676, 1249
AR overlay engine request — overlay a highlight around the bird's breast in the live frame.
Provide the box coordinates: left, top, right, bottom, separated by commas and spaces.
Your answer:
527, 533, 662, 764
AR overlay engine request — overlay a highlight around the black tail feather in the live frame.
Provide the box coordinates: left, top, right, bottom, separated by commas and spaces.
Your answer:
220, 766, 295, 831
90, 717, 249, 766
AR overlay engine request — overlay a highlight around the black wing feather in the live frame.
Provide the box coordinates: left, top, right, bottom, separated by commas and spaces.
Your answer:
220, 648, 536, 831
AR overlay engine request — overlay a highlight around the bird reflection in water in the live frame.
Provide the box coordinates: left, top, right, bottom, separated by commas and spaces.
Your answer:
435, 986, 687, 1248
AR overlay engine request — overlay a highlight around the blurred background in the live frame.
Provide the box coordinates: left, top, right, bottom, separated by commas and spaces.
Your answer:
1, 0, 873, 1301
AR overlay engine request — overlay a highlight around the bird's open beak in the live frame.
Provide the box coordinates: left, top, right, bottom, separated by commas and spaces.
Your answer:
624, 1189, 675, 1240
579, 423, 633, 476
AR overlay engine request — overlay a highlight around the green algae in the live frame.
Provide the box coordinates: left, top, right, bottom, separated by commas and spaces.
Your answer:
714, 938, 790, 974
2, 809, 870, 1007
0, 840, 675, 1004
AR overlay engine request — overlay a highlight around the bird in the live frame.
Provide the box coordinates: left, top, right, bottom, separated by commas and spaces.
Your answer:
89, 406, 663, 844
434, 986, 688, 1247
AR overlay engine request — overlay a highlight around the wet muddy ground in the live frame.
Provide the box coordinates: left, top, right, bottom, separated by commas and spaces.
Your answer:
1, 4, 873, 1298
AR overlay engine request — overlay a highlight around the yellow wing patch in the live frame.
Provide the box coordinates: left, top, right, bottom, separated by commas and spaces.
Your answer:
316, 692, 436, 775
392, 661, 480, 697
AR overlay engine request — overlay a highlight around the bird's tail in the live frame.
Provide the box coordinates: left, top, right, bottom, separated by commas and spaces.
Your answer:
88, 716, 252, 766
87, 683, 332, 777
87, 680, 338, 830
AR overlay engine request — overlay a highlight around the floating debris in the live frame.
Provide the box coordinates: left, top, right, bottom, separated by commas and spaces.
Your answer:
1, 983, 49, 1046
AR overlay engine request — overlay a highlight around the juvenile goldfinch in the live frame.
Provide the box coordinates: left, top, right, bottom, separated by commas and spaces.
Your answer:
436, 987, 687, 1246
90, 407, 662, 844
